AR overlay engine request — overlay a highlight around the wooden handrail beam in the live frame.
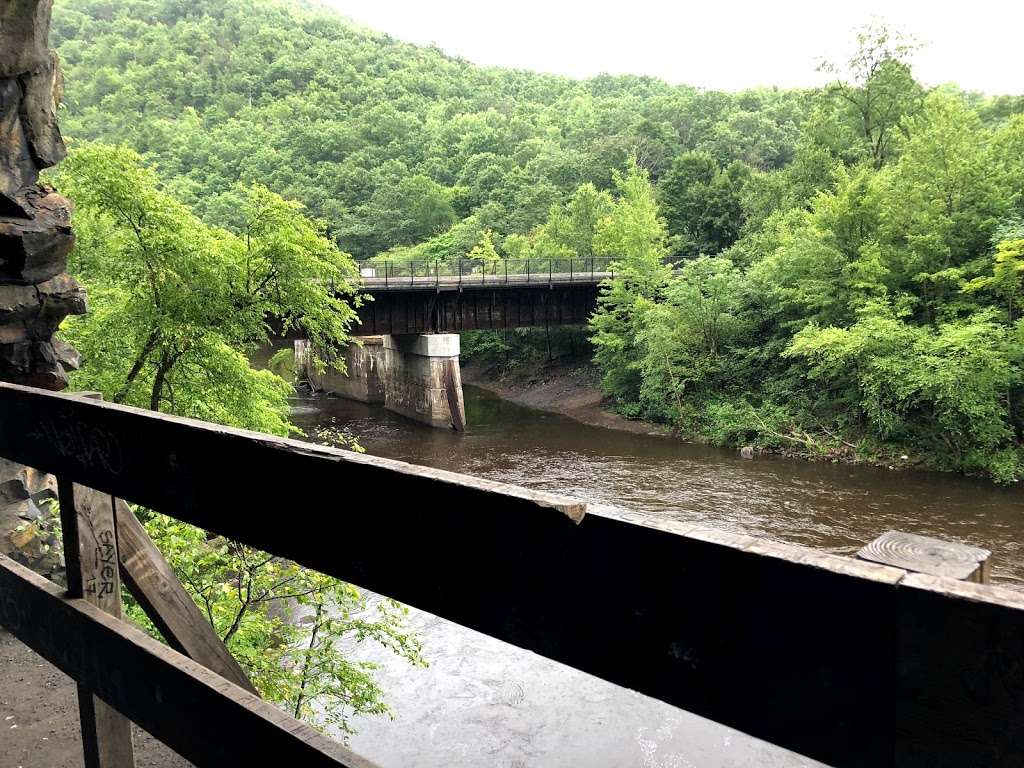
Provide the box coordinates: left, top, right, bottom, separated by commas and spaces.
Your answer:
2, 382, 1023, 767
0, 554, 375, 768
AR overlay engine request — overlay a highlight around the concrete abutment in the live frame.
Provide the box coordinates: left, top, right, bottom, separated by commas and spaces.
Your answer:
298, 334, 466, 431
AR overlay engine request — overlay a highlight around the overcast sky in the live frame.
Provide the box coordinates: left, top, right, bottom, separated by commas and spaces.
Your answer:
319, 0, 1023, 94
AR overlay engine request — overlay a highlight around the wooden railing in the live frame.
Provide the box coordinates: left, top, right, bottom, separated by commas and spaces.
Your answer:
1, 381, 1023, 767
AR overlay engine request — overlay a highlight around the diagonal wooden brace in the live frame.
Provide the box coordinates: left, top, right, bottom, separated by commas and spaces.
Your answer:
112, 496, 257, 694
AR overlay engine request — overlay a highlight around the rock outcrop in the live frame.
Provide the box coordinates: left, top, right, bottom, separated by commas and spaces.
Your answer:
0, 0, 84, 391
0, 0, 81, 564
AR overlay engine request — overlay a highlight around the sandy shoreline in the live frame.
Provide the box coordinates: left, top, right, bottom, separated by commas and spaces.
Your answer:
461, 358, 671, 437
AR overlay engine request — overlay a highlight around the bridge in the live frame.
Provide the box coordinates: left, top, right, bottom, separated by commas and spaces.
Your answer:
302, 258, 615, 431
352, 257, 614, 335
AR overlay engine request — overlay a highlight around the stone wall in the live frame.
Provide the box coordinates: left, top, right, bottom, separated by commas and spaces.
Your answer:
0, 1, 80, 567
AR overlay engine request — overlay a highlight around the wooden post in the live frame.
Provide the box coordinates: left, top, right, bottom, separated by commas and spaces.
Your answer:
58, 479, 136, 767
857, 530, 992, 584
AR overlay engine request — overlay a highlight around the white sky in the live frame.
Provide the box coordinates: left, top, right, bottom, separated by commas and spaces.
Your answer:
319, 0, 1023, 94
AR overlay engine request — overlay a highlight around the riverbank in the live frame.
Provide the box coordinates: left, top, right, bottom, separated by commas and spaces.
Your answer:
461, 356, 917, 472
461, 358, 669, 437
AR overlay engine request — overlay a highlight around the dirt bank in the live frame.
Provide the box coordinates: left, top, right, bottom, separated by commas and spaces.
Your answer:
462, 358, 670, 437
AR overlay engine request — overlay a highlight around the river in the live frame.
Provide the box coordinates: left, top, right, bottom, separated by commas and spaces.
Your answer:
286, 383, 1023, 767
292, 385, 1024, 585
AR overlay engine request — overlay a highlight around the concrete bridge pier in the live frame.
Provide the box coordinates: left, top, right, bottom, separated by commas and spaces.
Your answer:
298, 334, 466, 431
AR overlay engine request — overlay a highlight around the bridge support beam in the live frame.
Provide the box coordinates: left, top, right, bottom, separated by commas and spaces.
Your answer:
299, 334, 466, 431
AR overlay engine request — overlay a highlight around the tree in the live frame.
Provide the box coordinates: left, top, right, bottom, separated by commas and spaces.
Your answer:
59, 143, 424, 732
58, 142, 359, 434
660, 152, 749, 257
131, 511, 425, 734
467, 228, 501, 263
378, 174, 457, 245
967, 227, 1024, 322
819, 21, 925, 168
589, 161, 671, 402
871, 92, 1008, 322
786, 306, 1022, 480
636, 257, 746, 424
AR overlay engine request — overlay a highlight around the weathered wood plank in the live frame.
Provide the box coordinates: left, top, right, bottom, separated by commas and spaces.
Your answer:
0, 554, 376, 768
858, 529, 991, 582
113, 496, 258, 694
60, 480, 136, 767
3, 383, 1023, 767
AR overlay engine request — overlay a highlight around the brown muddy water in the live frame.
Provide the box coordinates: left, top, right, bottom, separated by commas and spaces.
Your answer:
286, 384, 1023, 768
293, 385, 1024, 586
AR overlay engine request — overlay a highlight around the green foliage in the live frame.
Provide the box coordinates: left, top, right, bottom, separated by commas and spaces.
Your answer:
578, 24, 1024, 481
659, 152, 748, 257
786, 308, 1021, 477
51, 0, 820, 261
50, 1, 1024, 484
268, 347, 297, 381
127, 510, 424, 734
57, 142, 358, 434
589, 162, 671, 399
467, 229, 500, 263
53, 142, 423, 733
818, 20, 925, 167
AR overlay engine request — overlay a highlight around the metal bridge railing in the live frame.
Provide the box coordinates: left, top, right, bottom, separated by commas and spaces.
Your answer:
356, 257, 616, 288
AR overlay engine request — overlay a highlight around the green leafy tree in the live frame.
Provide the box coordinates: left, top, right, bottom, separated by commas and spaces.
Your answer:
871, 92, 1009, 321
58, 143, 424, 733
786, 306, 1022, 480
130, 511, 425, 734
636, 257, 745, 424
58, 142, 359, 433
590, 161, 671, 403
967, 228, 1024, 322
819, 21, 925, 168
659, 152, 749, 257
466, 228, 501, 263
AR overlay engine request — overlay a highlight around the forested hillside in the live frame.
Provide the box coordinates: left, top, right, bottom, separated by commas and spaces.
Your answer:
51, 0, 1024, 480
51, 0, 834, 259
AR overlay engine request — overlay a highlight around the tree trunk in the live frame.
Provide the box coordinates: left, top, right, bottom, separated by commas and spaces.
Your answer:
114, 328, 159, 403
